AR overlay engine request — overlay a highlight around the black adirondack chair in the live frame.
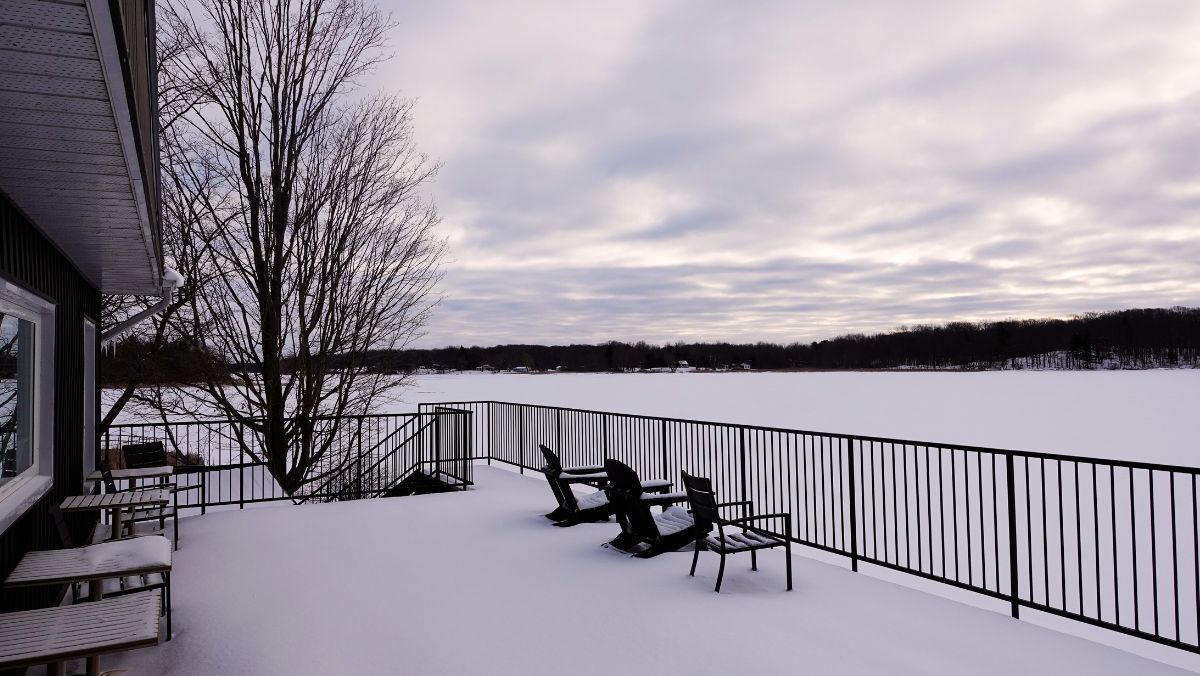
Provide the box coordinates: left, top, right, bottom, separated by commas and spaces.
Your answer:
539, 445, 674, 527
603, 459, 697, 557
681, 471, 792, 592
540, 445, 609, 524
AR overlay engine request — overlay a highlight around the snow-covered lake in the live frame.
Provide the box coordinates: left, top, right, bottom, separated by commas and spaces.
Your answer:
399, 371, 1200, 467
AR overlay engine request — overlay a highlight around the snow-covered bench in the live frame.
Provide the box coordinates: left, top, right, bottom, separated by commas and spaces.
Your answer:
49, 504, 174, 637
0, 590, 162, 676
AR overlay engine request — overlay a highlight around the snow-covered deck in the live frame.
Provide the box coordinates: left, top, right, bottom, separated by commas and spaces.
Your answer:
106, 467, 1194, 675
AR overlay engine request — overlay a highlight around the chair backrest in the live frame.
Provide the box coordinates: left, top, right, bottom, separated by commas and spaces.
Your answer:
539, 445, 562, 474
122, 441, 169, 469
99, 463, 118, 493
603, 458, 643, 497
604, 459, 660, 538
681, 471, 719, 534
48, 504, 75, 548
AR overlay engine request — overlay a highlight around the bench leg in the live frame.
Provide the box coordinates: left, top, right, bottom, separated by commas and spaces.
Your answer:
166, 572, 173, 641
48, 661, 65, 676
110, 508, 124, 541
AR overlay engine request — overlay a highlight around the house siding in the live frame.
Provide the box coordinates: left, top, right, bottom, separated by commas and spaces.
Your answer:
0, 191, 101, 613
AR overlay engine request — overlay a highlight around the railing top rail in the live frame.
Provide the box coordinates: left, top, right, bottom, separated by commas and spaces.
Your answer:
107, 410, 469, 431
425, 399, 1200, 475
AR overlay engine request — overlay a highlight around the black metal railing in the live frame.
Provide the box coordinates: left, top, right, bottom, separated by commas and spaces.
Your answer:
422, 399, 1200, 656
104, 410, 473, 512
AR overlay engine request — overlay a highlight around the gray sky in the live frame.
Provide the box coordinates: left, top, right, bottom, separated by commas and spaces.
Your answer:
369, 0, 1200, 348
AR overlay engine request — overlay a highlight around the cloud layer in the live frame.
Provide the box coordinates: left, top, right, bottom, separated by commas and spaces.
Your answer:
370, 0, 1200, 347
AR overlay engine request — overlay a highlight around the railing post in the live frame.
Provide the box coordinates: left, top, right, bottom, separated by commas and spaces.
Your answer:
602, 413, 609, 462
1006, 453, 1020, 618
661, 419, 669, 478
848, 438, 859, 572
517, 405, 524, 474
356, 417, 364, 499
556, 408, 563, 456
739, 427, 748, 505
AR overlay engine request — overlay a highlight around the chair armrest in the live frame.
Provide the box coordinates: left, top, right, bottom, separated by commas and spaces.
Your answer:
717, 500, 754, 519
721, 512, 791, 537
641, 491, 688, 506
173, 484, 204, 494
723, 512, 789, 525
640, 480, 673, 493
559, 472, 607, 484
562, 465, 605, 475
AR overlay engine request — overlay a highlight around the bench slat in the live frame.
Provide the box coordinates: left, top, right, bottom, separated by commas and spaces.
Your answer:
0, 591, 161, 668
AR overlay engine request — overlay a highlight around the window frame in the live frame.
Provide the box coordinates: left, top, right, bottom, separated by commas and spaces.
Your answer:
0, 278, 55, 534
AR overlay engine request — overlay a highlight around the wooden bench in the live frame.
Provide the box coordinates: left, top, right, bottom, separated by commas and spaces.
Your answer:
0, 590, 162, 676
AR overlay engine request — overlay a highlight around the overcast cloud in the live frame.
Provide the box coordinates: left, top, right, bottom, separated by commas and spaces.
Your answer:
368, 0, 1200, 347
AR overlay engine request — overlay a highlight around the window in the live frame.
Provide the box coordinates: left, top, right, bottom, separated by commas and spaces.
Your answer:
0, 311, 35, 487
0, 278, 54, 532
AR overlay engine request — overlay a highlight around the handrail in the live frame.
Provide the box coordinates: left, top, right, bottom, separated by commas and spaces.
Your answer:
423, 399, 1200, 657
426, 399, 1198, 474
302, 418, 437, 503
299, 415, 428, 501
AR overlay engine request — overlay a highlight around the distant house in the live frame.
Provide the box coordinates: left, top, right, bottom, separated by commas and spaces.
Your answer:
740, 363, 752, 370
511, 366, 531, 374
0, 0, 164, 611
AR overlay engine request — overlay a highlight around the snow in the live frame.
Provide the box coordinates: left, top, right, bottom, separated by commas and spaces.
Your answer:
575, 489, 607, 510
654, 505, 695, 536
400, 371, 1200, 465
104, 468, 1198, 675
83, 535, 172, 571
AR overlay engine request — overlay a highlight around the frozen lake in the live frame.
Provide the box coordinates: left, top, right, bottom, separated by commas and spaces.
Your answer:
399, 371, 1200, 467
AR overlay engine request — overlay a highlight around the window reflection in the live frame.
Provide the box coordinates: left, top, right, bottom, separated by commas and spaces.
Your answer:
0, 313, 34, 486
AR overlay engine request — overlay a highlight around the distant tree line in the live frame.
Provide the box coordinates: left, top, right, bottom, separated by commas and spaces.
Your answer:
102, 307, 1200, 385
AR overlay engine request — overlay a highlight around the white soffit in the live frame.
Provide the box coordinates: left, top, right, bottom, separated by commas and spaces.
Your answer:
0, 0, 161, 295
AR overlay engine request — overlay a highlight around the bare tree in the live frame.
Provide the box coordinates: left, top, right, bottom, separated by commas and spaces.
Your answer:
142, 0, 444, 492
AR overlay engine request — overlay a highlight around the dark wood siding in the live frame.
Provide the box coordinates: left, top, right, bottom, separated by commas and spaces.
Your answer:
0, 192, 101, 613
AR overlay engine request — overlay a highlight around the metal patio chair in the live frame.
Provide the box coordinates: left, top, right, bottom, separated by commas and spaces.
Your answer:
681, 471, 792, 592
